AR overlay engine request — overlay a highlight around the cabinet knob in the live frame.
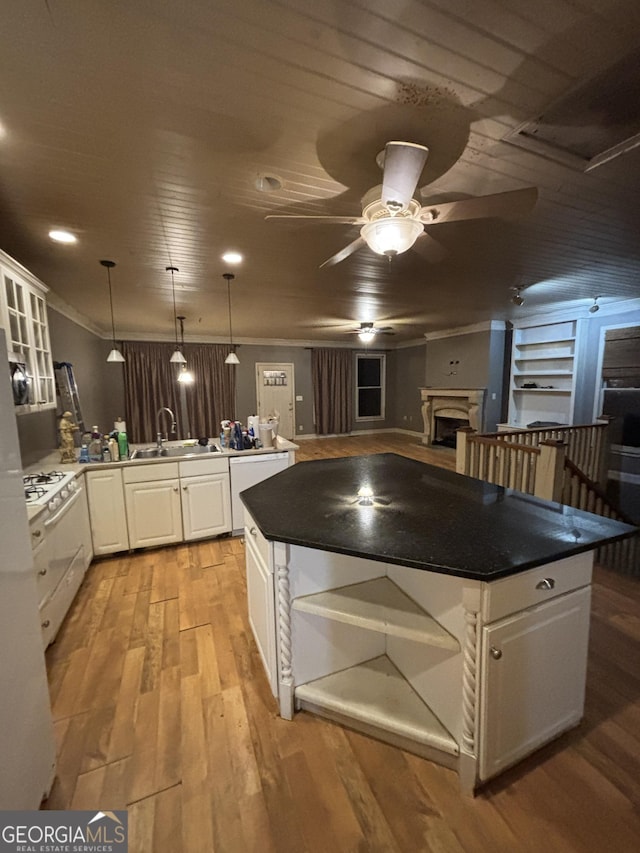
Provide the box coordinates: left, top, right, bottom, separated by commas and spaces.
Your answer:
536, 577, 555, 590
249, 527, 257, 536
41, 620, 50, 629
33, 529, 42, 538
183, 486, 187, 491
490, 646, 502, 660
173, 486, 179, 492
38, 569, 47, 576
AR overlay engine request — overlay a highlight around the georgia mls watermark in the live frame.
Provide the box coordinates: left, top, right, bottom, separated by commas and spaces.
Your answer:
0, 810, 128, 853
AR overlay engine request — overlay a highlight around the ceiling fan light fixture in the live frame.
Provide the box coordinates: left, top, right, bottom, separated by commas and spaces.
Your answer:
360, 217, 424, 257
358, 329, 376, 343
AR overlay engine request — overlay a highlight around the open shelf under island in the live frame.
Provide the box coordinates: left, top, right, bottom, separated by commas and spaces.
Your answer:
240, 453, 636, 794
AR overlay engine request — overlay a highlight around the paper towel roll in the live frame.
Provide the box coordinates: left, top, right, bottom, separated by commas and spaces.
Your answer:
114, 419, 126, 433
247, 415, 260, 437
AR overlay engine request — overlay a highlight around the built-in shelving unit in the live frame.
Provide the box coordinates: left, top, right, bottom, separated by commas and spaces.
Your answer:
507, 319, 580, 427
296, 655, 459, 756
292, 575, 460, 759
292, 578, 460, 649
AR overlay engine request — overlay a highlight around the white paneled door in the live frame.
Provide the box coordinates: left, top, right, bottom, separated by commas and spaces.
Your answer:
255, 362, 295, 440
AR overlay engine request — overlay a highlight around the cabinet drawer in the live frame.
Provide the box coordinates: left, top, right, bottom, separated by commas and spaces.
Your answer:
481, 552, 593, 623
123, 461, 179, 483
245, 515, 271, 569
179, 456, 228, 477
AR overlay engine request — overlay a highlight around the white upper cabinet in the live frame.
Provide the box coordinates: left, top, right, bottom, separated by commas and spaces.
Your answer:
0, 250, 55, 412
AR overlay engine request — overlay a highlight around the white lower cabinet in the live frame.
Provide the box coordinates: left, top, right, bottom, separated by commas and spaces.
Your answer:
244, 525, 277, 696
179, 457, 231, 540
124, 480, 182, 548
478, 585, 591, 781
86, 468, 129, 555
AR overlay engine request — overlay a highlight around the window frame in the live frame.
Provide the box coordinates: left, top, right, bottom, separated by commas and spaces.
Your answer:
355, 352, 386, 422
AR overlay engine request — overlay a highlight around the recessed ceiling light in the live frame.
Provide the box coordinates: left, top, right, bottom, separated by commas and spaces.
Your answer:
255, 174, 282, 192
222, 251, 243, 264
49, 229, 77, 244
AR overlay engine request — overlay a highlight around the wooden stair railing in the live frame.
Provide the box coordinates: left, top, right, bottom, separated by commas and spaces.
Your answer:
456, 426, 638, 576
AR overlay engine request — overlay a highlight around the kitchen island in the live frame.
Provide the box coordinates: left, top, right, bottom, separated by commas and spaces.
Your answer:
240, 453, 636, 794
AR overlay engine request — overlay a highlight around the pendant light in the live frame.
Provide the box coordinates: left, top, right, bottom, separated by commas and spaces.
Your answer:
176, 316, 194, 383
168, 265, 187, 364
223, 272, 240, 364
101, 260, 125, 363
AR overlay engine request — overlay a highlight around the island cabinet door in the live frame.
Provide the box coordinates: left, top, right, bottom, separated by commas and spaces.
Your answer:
478, 586, 591, 782
245, 533, 277, 697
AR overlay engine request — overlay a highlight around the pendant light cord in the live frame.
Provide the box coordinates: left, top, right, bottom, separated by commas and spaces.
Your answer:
167, 266, 180, 349
223, 272, 235, 350
107, 267, 117, 347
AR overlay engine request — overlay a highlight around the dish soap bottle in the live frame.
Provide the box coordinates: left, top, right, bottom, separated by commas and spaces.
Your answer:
118, 429, 129, 461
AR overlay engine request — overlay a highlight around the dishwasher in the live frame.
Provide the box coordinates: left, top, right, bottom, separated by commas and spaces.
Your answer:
230, 453, 290, 533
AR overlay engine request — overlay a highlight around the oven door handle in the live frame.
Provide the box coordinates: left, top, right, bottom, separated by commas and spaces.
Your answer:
44, 488, 81, 528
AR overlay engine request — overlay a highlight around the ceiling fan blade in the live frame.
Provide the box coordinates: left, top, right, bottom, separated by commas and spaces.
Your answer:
381, 141, 429, 212
412, 231, 447, 263
319, 237, 366, 268
422, 186, 538, 224
265, 214, 364, 224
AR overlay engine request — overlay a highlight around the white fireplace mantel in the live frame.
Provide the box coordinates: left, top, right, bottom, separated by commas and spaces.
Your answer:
420, 388, 486, 445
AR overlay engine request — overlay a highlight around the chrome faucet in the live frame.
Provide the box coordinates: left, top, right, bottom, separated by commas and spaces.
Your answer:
156, 407, 177, 449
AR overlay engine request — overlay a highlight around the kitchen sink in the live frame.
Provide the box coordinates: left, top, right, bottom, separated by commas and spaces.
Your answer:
162, 444, 218, 457
130, 444, 219, 460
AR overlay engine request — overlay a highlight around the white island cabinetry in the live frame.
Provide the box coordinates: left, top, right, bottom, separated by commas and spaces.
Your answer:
244, 517, 595, 794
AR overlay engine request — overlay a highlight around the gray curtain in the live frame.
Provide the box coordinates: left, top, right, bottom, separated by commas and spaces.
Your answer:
122, 341, 235, 443
311, 348, 354, 435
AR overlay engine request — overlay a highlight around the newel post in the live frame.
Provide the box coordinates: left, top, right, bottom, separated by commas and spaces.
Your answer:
534, 440, 566, 502
456, 427, 476, 475
596, 414, 614, 486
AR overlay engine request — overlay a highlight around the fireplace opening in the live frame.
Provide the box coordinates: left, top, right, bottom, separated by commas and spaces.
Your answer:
433, 416, 468, 448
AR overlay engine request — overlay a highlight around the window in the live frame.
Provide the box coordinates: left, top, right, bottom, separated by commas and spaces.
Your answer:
356, 353, 385, 420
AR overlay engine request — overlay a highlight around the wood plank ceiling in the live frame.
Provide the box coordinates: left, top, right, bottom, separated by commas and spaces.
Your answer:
0, 0, 639, 344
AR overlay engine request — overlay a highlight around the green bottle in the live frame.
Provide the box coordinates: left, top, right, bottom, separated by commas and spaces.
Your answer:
117, 430, 129, 461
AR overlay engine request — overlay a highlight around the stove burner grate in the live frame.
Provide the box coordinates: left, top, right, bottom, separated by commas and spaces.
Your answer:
25, 485, 46, 502
23, 471, 65, 487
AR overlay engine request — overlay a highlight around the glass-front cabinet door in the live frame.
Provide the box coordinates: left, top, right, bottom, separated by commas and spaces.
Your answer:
0, 250, 55, 411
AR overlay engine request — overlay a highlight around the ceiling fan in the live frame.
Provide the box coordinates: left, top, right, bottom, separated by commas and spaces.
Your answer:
349, 322, 395, 343
266, 141, 538, 267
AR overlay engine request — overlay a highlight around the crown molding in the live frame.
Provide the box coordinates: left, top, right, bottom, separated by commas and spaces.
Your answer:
46, 293, 104, 337
424, 320, 506, 341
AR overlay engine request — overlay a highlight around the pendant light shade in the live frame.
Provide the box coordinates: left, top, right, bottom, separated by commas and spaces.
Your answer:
175, 315, 194, 383
101, 260, 125, 363
223, 272, 239, 364
168, 266, 187, 363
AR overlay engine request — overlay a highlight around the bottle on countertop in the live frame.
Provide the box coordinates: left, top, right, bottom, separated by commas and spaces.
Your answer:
101, 435, 111, 462
88, 426, 103, 462
108, 434, 119, 462
117, 430, 129, 461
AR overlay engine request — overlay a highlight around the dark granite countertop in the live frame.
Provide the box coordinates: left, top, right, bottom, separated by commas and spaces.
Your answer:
240, 453, 637, 580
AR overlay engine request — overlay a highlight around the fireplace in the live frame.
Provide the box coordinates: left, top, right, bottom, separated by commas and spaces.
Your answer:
420, 388, 485, 446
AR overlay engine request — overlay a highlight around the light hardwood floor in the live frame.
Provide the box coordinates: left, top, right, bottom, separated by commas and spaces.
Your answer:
44, 434, 640, 852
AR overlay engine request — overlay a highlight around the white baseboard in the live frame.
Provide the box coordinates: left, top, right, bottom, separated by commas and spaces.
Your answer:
295, 427, 425, 440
